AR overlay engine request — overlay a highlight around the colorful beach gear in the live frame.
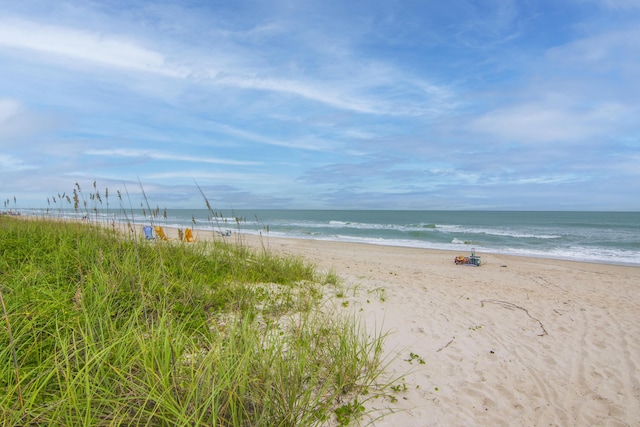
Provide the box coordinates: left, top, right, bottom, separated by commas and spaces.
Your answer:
184, 228, 196, 242
142, 225, 154, 240
454, 249, 481, 266
154, 226, 169, 241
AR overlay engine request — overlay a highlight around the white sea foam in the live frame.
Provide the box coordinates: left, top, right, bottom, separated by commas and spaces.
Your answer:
436, 224, 562, 239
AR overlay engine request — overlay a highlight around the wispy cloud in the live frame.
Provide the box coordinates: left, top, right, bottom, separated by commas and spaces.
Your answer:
0, 16, 456, 117
0, 154, 36, 171
85, 149, 260, 166
215, 74, 379, 114
451, 0, 523, 48
469, 102, 625, 143
547, 26, 640, 71
145, 170, 290, 186
0, 18, 187, 77
208, 122, 336, 151
0, 98, 22, 122
0, 98, 62, 144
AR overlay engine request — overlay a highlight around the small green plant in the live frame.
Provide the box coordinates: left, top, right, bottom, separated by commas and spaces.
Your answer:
325, 269, 341, 286
335, 398, 365, 426
390, 382, 408, 393
469, 325, 483, 331
404, 352, 426, 364
388, 379, 409, 403
368, 287, 386, 302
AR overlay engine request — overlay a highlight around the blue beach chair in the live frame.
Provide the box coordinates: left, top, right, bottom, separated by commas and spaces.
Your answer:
142, 225, 154, 240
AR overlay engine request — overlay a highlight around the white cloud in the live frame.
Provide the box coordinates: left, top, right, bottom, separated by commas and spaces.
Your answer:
215, 74, 381, 114
145, 170, 286, 185
0, 98, 23, 123
0, 17, 455, 117
453, 0, 522, 48
469, 23, 640, 146
547, 27, 640, 67
209, 122, 341, 152
85, 149, 260, 166
0, 98, 62, 144
0, 18, 187, 77
511, 174, 585, 185
470, 102, 626, 143
0, 154, 36, 171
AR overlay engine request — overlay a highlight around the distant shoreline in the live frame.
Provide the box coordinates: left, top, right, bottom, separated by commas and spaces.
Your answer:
11, 211, 640, 267
142, 223, 640, 271
16, 208, 640, 267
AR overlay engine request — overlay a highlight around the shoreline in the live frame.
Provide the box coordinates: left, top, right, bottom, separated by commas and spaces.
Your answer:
160, 224, 640, 269
245, 232, 640, 268
15, 209, 640, 267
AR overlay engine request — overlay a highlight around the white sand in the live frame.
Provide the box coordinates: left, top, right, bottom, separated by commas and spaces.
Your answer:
232, 233, 640, 427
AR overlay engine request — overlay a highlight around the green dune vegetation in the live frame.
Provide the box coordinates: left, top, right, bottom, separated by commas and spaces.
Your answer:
0, 199, 389, 425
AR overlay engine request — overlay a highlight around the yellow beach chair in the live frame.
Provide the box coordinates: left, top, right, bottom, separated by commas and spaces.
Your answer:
154, 226, 169, 241
184, 228, 196, 242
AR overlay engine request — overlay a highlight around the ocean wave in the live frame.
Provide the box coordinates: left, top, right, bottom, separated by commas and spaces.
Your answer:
436, 224, 562, 239
284, 219, 440, 233
247, 230, 640, 266
451, 238, 477, 245
496, 246, 640, 266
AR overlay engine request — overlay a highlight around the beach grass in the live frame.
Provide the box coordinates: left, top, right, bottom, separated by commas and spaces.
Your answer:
0, 214, 388, 426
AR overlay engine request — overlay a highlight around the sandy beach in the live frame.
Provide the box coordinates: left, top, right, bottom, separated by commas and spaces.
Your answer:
220, 231, 640, 427
132, 225, 640, 426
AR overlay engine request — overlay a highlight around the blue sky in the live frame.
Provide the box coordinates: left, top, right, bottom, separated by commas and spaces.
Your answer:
1, 0, 639, 210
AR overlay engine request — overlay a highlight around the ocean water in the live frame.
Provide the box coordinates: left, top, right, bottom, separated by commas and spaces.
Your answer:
25, 209, 640, 266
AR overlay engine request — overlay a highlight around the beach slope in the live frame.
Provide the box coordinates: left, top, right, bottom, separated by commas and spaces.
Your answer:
240, 235, 640, 426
